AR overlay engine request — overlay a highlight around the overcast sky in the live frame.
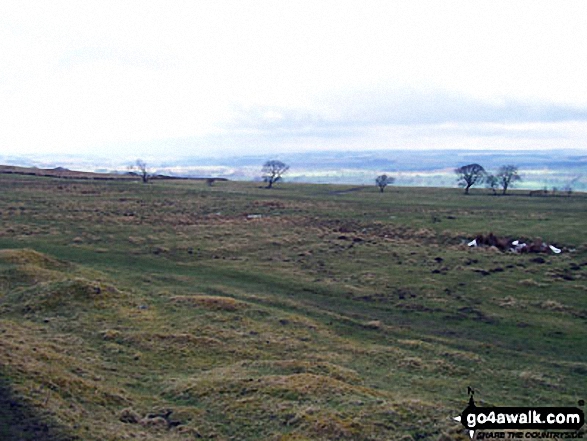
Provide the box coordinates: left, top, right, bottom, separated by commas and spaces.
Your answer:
2, 1, 587, 160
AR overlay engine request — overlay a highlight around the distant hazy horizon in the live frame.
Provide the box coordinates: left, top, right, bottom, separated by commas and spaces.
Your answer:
2, 148, 585, 191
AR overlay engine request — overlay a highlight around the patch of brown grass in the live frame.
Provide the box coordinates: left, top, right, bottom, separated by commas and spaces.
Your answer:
538, 299, 567, 311
518, 278, 548, 287
495, 296, 525, 308
0, 263, 63, 290
245, 359, 363, 384
121, 332, 224, 358
0, 319, 135, 438
13, 278, 120, 312
0, 248, 67, 270
170, 294, 246, 311
518, 370, 561, 389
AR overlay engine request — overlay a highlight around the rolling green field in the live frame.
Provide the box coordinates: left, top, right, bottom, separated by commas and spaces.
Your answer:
1, 174, 586, 440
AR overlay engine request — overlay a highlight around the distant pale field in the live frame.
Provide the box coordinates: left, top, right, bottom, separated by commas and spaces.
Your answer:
3, 149, 586, 190
288, 169, 586, 190
0, 175, 586, 440
136, 166, 587, 190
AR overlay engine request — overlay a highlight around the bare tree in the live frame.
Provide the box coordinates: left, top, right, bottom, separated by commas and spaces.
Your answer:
129, 159, 150, 183
562, 175, 581, 197
262, 160, 289, 189
562, 186, 572, 197
455, 163, 486, 194
485, 174, 499, 195
496, 165, 521, 195
375, 174, 395, 192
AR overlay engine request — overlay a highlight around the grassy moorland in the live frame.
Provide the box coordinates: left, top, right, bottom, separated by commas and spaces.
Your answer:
0, 174, 586, 440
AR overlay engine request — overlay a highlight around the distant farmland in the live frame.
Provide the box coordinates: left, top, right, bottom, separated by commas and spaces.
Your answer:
3, 148, 584, 190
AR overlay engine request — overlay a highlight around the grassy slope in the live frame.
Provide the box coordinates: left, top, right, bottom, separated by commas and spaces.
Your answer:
0, 175, 586, 440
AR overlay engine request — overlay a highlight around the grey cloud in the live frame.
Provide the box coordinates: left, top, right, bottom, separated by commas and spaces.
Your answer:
226, 106, 356, 139
337, 88, 587, 125
227, 89, 587, 138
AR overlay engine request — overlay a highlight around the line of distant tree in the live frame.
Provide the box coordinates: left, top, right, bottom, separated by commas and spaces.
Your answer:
130, 158, 292, 189
129, 158, 576, 196
455, 163, 522, 195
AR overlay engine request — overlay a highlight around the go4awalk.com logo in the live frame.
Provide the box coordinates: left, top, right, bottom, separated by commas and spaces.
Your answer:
453, 388, 585, 439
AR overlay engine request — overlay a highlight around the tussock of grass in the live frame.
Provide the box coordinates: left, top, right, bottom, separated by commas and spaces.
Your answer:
0, 263, 63, 290
125, 332, 223, 349
263, 372, 378, 399
518, 370, 561, 389
165, 369, 387, 428
518, 278, 548, 287
0, 320, 136, 440
0, 249, 71, 292
0, 248, 67, 269
496, 295, 521, 307
9, 278, 120, 312
243, 359, 363, 383
539, 299, 567, 311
